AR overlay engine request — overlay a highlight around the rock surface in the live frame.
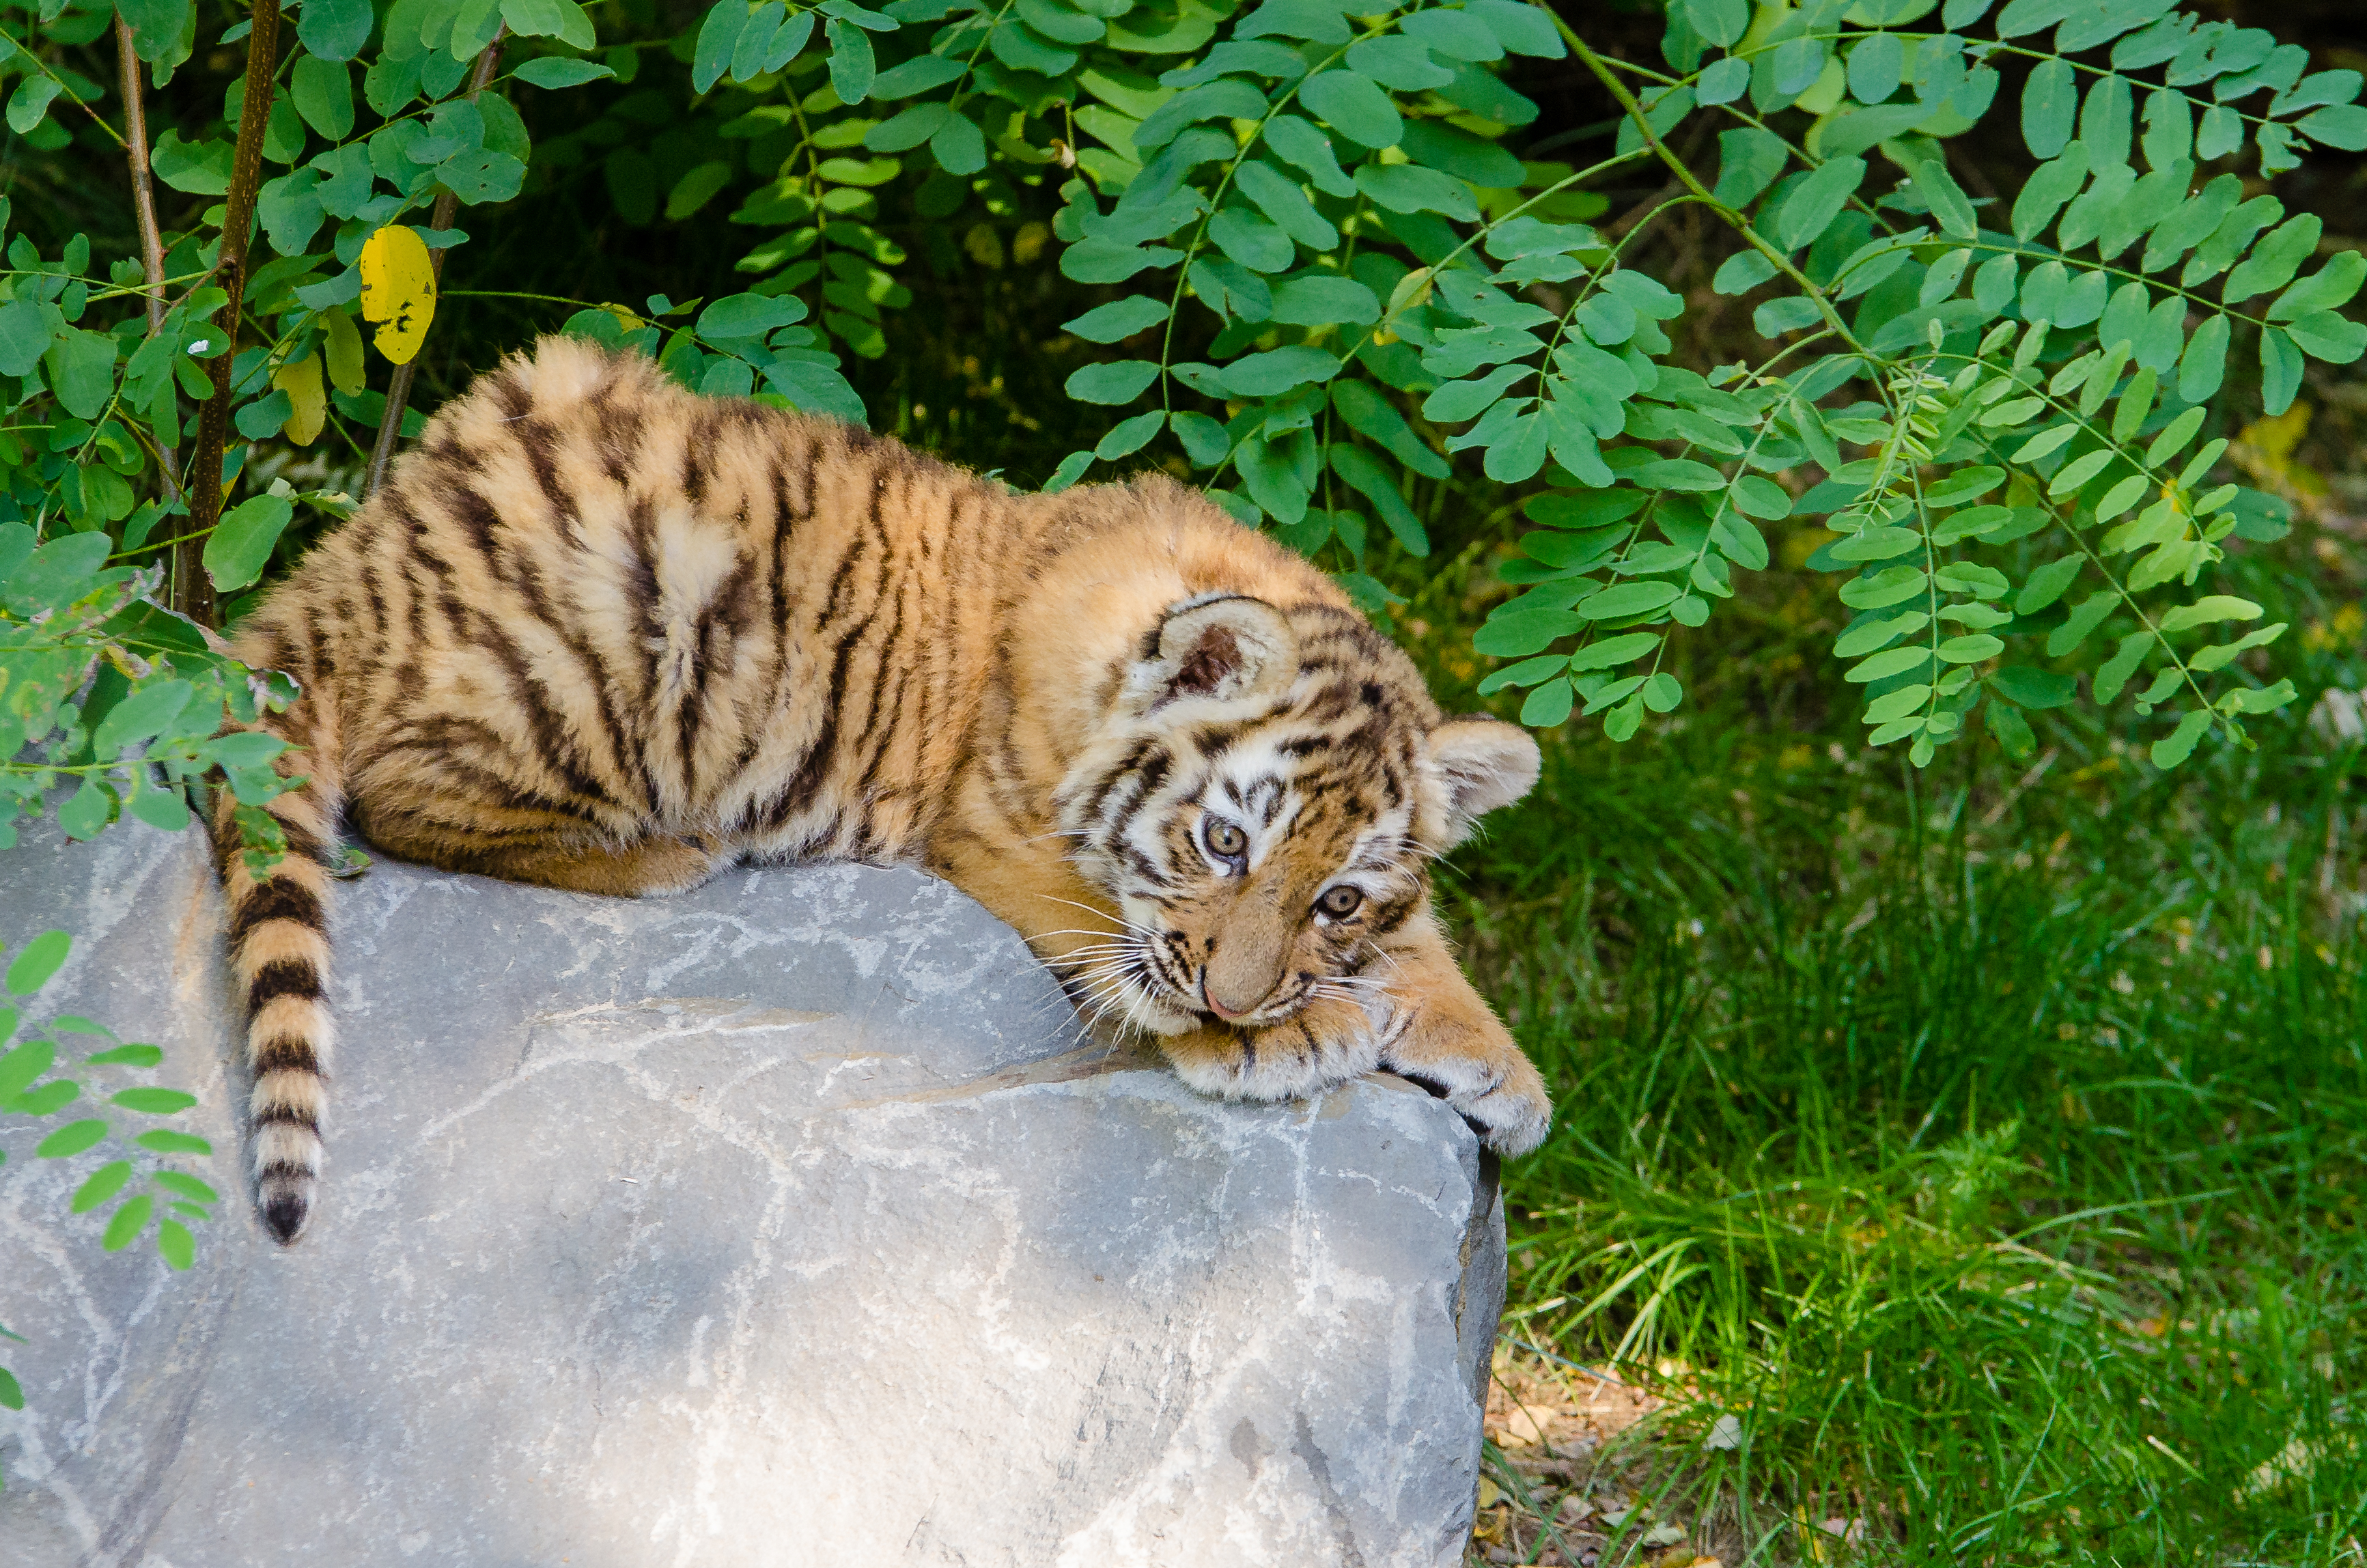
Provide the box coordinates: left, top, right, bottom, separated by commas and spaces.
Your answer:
0, 820, 1503, 1567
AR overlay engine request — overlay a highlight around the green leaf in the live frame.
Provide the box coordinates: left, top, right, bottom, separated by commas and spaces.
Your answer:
1269, 276, 1379, 326
0, 298, 53, 378
1095, 410, 1166, 460
36, 1119, 107, 1159
2048, 592, 2117, 657
1623, 458, 1726, 492
2224, 214, 2322, 305
299, 0, 375, 60
6, 931, 69, 998
1711, 128, 1789, 208
1935, 634, 2004, 664
291, 57, 356, 140
1064, 360, 1160, 406
1354, 164, 1479, 223
0, 1039, 54, 1104
1328, 445, 1430, 553
1985, 697, 2036, 758
1334, 381, 1448, 478
156, 1217, 196, 1270
2145, 406, 2206, 468
102, 1193, 154, 1252
1911, 160, 1977, 240
152, 1170, 220, 1204
1135, 79, 1268, 150
92, 679, 195, 760
1713, 251, 1776, 296
5, 76, 61, 135
1473, 608, 1584, 656
1224, 347, 1340, 396
1567, 632, 1660, 671
827, 16, 877, 103
2022, 58, 2078, 159
2149, 708, 2213, 769
1773, 156, 1867, 252
1924, 466, 2004, 508
45, 331, 120, 421
2159, 595, 2260, 632
1578, 581, 1682, 620
2260, 326, 2305, 417
1684, 0, 1748, 46
1990, 666, 2077, 709
1848, 645, 1934, 683
693, 0, 749, 92
71, 1160, 133, 1213
1299, 70, 1401, 148
204, 495, 296, 594
2298, 104, 2367, 151
0, 1367, 19, 1411
111, 1087, 198, 1115
1265, 115, 1357, 197
57, 781, 110, 843
2286, 311, 2367, 365
1518, 677, 1574, 727
2093, 630, 2151, 702
2047, 448, 2116, 499
1835, 611, 1928, 659
85, 1044, 163, 1067
1839, 566, 1928, 609
135, 1130, 214, 1155
699, 292, 806, 341
1063, 296, 1169, 343
1060, 239, 1184, 284
512, 57, 618, 89
2015, 555, 2084, 613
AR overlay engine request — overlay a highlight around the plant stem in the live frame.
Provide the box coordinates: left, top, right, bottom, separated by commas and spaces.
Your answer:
113, 18, 180, 516
181, 0, 285, 628
365, 29, 507, 499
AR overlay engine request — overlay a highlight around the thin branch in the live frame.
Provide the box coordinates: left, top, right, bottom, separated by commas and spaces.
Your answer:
182, 0, 285, 628
114, 18, 180, 518
365, 28, 508, 499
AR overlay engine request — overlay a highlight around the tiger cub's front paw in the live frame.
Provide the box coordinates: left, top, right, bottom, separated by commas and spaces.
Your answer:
1158, 995, 1380, 1104
1380, 1006, 1552, 1157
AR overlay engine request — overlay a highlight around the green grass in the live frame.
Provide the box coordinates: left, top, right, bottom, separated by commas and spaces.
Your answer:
1417, 537, 2367, 1565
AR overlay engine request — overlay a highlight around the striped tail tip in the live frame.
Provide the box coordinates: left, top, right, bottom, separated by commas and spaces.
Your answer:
257, 1168, 313, 1244
250, 1105, 321, 1244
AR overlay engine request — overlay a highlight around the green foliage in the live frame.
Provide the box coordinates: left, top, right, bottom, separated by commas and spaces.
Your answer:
0, 926, 219, 1485
0, 518, 298, 850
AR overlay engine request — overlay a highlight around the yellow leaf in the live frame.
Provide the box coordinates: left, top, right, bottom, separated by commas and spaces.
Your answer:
272, 353, 326, 445
321, 308, 365, 394
357, 225, 436, 365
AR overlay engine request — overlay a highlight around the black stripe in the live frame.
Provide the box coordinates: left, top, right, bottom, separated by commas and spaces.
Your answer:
252, 1033, 320, 1075
230, 880, 323, 944
247, 957, 322, 1009
252, 1104, 320, 1134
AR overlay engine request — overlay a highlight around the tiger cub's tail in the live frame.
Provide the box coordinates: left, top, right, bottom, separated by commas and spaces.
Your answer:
211, 670, 346, 1245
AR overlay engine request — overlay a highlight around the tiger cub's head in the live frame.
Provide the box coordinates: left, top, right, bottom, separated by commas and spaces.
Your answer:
1054, 593, 1540, 1037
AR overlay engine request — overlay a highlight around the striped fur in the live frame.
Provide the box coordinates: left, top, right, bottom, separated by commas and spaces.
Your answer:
214, 337, 1549, 1242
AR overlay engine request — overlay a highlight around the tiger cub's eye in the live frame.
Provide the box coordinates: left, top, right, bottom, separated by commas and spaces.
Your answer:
1317, 885, 1364, 919
1204, 819, 1248, 858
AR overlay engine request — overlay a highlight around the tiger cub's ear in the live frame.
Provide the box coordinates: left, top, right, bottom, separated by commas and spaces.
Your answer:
1428, 716, 1541, 847
1140, 594, 1298, 707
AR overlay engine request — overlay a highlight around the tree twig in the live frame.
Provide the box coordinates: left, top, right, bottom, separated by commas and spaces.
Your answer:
181, 0, 285, 628
113, 18, 181, 518
365, 29, 508, 499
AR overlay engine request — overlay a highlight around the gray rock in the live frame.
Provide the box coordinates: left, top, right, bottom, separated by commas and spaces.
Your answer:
0, 820, 1503, 1566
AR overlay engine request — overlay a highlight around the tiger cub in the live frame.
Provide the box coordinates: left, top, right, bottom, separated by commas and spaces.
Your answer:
214, 336, 1551, 1242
